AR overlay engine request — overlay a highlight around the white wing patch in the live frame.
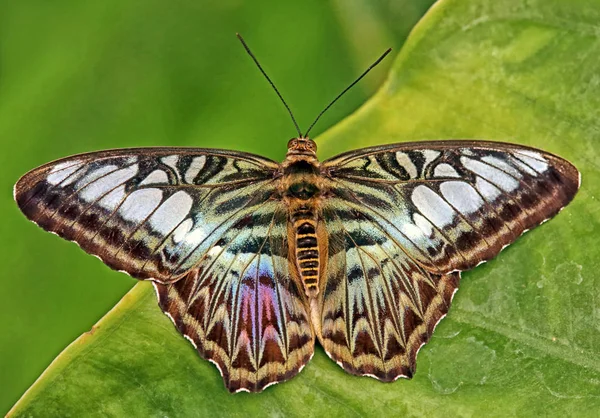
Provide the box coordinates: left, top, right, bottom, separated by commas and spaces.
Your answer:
140, 170, 169, 186
80, 165, 138, 202
514, 151, 549, 173
161, 155, 179, 171
395, 152, 418, 178
475, 177, 502, 202
75, 165, 118, 188
482, 156, 523, 179
47, 161, 84, 185
440, 181, 484, 215
411, 185, 456, 228
508, 156, 537, 176
413, 213, 434, 237
422, 149, 441, 167
434, 163, 460, 178
149, 190, 193, 235
460, 157, 519, 192
119, 188, 163, 222
401, 223, 426, 242
99, 185, 127, 210
185, 156, 206, 184
172, 218, 194, 243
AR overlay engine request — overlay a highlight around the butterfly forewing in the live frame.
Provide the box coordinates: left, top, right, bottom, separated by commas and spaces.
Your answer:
323, 140, 580, 275
154, 204, 314, 392
318, 140, 579, 380
14, 148, 279, 283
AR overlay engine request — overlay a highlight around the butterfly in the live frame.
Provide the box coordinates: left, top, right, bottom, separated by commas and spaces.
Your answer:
14, 35, 580, 393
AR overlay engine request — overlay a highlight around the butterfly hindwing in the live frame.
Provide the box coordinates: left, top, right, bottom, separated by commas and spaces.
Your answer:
323, 140, 580, 274
14, 148, 279, 283
154, 204, 314, 392
318, 204, 459, 380
319, 140, 579, 380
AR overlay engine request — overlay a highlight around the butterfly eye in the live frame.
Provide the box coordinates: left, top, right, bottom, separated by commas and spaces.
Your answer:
287, 138, 298, 149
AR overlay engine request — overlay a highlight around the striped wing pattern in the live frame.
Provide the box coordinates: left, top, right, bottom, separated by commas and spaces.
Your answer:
320, 141, 579, 380
14, 148, 279, 283
320, 204, 459, 380
154, 205, 314, 392
14, 140, 580, 392
324, 141, 579, 274
14, 148, 314, 392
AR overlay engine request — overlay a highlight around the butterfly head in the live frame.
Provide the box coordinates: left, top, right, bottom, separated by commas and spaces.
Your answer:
287, 137, 317, 157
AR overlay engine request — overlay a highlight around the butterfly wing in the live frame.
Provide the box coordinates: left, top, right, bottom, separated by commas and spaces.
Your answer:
15, 147, 315, 392
14, 148, 279, 283
323, 140, 580, 274
319, 205, 459, 380
318, 140, 579, 380
154, 204, 314, 392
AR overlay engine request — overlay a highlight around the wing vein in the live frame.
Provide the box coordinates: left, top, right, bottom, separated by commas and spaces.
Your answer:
339, 217, 385, 364
269, 214, 290, 358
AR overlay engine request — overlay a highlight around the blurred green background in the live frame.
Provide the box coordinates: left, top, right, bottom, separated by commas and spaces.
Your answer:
0, 0, 436, 413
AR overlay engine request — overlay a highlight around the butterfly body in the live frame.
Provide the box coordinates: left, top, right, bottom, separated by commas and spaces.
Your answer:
15, 139, 579, 393
280, 138, 327, 297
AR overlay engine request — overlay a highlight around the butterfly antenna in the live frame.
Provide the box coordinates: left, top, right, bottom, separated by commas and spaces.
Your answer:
303, 47, 392, 138
237, 33, 303, 138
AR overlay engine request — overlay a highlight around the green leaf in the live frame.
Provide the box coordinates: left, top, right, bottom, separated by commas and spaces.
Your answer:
8, 0, 600, 416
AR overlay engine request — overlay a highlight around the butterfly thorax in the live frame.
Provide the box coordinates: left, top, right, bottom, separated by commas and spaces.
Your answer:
280, 138, 326, 298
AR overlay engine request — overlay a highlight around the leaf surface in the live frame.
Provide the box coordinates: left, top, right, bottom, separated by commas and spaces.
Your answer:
8, 0, 600, 416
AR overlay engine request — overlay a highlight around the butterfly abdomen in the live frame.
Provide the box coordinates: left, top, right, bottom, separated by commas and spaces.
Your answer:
290, 205, 321, 296
281, 151, 326, 297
